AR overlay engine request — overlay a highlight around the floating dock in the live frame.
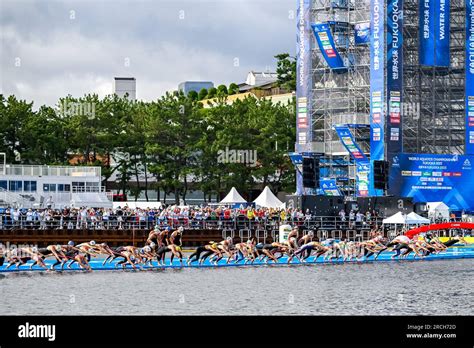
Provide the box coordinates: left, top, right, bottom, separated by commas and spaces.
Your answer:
1, 247, 473, 273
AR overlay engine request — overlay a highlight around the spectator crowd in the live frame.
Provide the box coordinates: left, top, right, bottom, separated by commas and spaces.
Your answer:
0, 205, 383, 231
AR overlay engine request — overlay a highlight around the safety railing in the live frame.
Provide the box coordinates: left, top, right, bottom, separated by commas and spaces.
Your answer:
0, 214, 387, 231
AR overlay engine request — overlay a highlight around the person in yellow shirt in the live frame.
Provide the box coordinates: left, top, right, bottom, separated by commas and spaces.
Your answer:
247, 208, 254, 220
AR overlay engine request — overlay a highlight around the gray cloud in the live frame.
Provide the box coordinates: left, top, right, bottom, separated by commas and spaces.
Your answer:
0, 0, 295, 107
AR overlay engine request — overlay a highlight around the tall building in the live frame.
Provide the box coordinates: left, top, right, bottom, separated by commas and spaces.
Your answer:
178, 81, 214, 95
114, 77, 136, 100
293, 0, 474, 211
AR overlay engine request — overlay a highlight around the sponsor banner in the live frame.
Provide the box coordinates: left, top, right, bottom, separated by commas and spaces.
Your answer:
296, 0, 312, 153
389, 154, 474, 210
355, 22, 370, 45
334, 125, 370, 197
387, 0, 403, 160
467, 0, 474, 154
356, 162, 370, 197
419, 0, 451, 66
320, 178, 342, 196
311, 23, 346, 69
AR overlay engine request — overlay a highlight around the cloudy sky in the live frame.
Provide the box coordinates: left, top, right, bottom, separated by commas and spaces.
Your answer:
0, 0, 295, 108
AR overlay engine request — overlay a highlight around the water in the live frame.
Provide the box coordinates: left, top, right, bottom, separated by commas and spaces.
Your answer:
1, 259, 473, 315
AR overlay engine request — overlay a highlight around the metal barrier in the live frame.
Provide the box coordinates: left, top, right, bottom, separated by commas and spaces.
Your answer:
221, 229, 235, 240
238, 229, 252, 243
0, 213, 387, 235
255, 229, 266, 243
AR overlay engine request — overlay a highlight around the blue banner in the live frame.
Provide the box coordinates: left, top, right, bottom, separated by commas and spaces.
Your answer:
296, 0, 312, 153
355, 22, 370, 45
419, 0, 450, 66
467, 0, 474, 154
320, 178, 342, 196
386, 0, 403, 160
370, 0, 385, 196
435, 0, 450, 66
420, 0, 435, 65
334, 125, 370, 197
311, 23, 346, 69
389, 153, 474, 211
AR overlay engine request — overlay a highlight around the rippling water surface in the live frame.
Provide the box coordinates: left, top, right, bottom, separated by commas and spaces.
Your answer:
1, 259, 473, 315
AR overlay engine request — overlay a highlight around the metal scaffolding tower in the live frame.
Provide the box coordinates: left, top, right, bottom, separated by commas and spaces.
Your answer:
311, 0, 371, 195
403, 0, 466, 154
309, 0, 467, 197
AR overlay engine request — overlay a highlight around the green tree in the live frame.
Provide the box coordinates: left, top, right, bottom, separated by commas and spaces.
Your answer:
206, 87, 217, 99
217, 84, 228, 96
274, 53, 296, 91
198, 88, 208, 100
0, 95, 35, 163
188, 90, 198, 101
228, 83, 239, 95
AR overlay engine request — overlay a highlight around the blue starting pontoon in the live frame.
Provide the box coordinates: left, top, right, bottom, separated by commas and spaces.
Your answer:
1, 247, 473, 273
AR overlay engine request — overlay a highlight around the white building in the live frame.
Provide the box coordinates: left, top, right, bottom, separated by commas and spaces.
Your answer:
0, 164, 112, 209
244, 71, 278, 86
114, 77, 136, 100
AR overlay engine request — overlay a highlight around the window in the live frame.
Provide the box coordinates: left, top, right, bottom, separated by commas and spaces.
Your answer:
9, 181, 23, 192
24, 181, 37, 192
57, 184, 71, 192
43, 184, 56, 192
72, 182, 85, 187
0, 181, 7, 190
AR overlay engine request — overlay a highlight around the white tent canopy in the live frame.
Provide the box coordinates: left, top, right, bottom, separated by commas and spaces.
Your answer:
406, 212, 430, 224
220, 187, 247, 204
426, 201, 450, 220
383, 211, 431, 225
253, 186, 283, 208
382, 211, 407, 224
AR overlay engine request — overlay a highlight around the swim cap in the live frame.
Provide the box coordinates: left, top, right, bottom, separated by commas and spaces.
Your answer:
154, 225, 160, 231
226, 237, 232, 242
178, 226, 184, 232
68, 241, 75, 246
150, 242, 156, 248
144, 246, 151, 253
90, 240, 96, 246
55, 244, 62, 251
308, 231, 314, 237
32, 246, 38, 253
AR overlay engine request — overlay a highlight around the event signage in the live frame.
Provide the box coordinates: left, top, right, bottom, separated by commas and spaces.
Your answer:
386, 0, 403, 160
435, 0, 450, 66
296, 0, 313, 152
467, 0, 474, 154
370, 0, 385, 196
311, 23, 346, 69
389, 154, 474, 210
334, 125, 370, 197
355, 22, 370, 45
419, 0, 450, 66
370, 0, 385, 162
289, 152, 304, 196
320, 178, 342, 196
